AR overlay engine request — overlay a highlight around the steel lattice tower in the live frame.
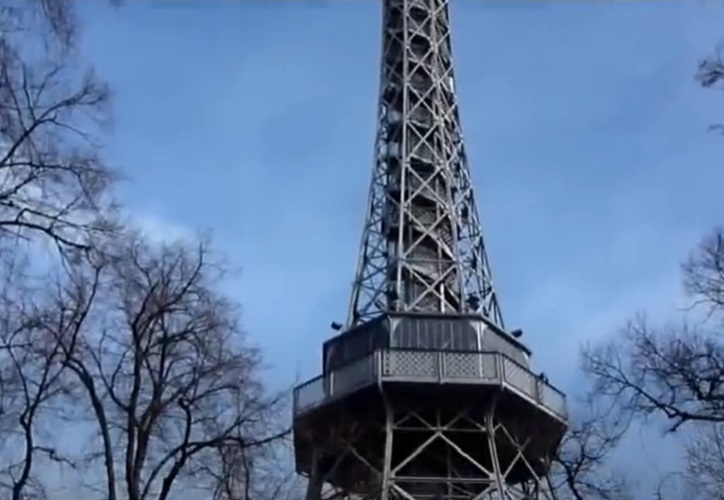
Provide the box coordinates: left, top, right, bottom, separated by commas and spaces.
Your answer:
347, 0, 502, 329
293, 2, 568, 500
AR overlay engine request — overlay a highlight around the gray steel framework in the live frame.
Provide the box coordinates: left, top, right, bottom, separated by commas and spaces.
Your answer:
347, 0, 502, 328
296, 346, 567, 500
296, 1, 569, 500
301, 395, 559, 500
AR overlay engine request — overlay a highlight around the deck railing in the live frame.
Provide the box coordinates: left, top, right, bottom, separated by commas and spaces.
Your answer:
293, 349, 567, 421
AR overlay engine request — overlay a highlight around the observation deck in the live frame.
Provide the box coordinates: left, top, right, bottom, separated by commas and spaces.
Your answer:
292, 313, 568, 483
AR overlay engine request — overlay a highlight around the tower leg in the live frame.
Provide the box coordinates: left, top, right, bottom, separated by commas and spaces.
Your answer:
380, 396, 395, 500
304, 395, 558, 500
305, 450, 325, 500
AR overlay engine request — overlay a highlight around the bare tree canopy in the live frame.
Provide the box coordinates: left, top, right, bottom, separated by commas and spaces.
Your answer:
0, 2, 119, 498
0, 0, 117, 258
1, 0, 121, 53
697, 44, 724, 89
60, 235, 287, 500
0, 231, 288, 500
549, 402, 632, 500
582, 226, 724, 497
0, 248, 73, 500
682, 423, 724, 499
0, 4, 289, 499
1, 0, 77, 52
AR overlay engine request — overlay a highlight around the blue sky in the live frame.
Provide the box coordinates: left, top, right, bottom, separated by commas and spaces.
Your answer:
76, 0, 724, 484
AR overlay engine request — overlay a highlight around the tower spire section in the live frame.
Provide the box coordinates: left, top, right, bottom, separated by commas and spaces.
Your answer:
348, 0, 503, 328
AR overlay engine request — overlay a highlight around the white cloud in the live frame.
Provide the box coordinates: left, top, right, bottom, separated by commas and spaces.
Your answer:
129, 210, 194, 245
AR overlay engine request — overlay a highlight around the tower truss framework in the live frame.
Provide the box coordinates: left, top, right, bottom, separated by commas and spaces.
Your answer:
293, 2, 569, 500
347, 0, 502, 328
300, 393, 561, 500
294, 346, 567, 500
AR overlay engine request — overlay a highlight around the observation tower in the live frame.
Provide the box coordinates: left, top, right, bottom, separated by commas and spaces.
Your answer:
293, 1, 568, 498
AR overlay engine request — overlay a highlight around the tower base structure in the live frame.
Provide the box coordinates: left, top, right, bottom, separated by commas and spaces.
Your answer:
293, 314, 568, 500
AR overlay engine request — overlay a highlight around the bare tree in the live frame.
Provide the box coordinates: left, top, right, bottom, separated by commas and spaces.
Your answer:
0, 0, 118, 259
1, 0, 122, 59
29, 232, 289, 500
682, 228, 724, 311
547, 398, 633, 500
0, 253, 53, 500
697, 44, 724, 90
683, 423, 724, 498
0, 2, 120, 498
204, 437, 298, 500
1, 0, 77, 53
697, 43, 724, 135
581, 226, 724, 496
0, 233, 90, 500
